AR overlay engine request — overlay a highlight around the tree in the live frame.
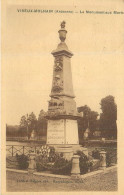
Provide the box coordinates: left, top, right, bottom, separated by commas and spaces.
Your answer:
19, 115, 29, 137
6, 124, 19, 137
99, 95, 117, 138
19, 112, 37, 139
37, 110, 47, 137
78, 105, 99, 139
27, 112, 37, 139
20, 115, 27, 128
89, 111, 99, 132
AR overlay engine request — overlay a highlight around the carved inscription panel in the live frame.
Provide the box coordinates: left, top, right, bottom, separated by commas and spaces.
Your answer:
47, 119, 65, 144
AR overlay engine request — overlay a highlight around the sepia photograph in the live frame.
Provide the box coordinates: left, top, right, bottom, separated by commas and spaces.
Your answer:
1, 0, 124, 193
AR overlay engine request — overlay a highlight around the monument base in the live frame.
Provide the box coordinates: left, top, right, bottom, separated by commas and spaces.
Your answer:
46, 117, 88, 160
47, 119, 79, 145
48, 144, 88, 160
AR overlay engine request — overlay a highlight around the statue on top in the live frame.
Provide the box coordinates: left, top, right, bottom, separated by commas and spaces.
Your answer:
61, 21, 66, 29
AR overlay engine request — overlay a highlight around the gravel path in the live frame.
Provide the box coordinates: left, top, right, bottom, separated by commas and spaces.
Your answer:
6, 168, 117, 192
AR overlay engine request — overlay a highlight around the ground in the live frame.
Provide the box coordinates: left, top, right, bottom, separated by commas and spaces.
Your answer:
6, 168, 117, 191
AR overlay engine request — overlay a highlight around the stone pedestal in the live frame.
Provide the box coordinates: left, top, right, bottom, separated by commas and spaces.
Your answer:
28, 152, 36, 173
71, 155, 80, 176
46, 118, 88, 160
99, 150, 106, 170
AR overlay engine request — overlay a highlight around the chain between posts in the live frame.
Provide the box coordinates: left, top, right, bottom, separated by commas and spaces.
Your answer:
37, 161, 72, 171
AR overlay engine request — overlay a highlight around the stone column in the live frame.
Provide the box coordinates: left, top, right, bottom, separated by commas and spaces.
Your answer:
99, 150, 106, 170
71, 155, 80, 177
28, 152, 36, 173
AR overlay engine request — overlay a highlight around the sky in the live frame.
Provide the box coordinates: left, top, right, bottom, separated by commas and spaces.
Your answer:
2, 2, 124, 125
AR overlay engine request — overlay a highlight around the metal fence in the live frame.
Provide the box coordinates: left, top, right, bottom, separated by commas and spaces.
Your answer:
6, 145, 45, 157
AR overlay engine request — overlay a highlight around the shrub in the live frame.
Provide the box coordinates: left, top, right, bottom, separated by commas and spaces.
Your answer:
92, 148, 100, 159
92, 148, 117, 167
52, 156, 72, 175
16, 154, 29, 170
36, 150, 72, 175
77, 151, 93, 174
36, 162, 46, 171
106, 151, 113, 167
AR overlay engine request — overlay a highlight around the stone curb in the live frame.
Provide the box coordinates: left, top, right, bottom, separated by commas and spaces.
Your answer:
6, 168, 28, 174
6, 168, 70, 179
80, 165, 117, 179
6, 165, 117, 179
34, 172, 70, 179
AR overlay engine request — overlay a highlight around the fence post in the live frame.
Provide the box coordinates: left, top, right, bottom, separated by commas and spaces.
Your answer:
12, 146, 13, 157
35, 146, 36, 153
99, 150, 106, 170
28, 152, 36, 173
23, 146, 24, 155
71, 155, 80, 177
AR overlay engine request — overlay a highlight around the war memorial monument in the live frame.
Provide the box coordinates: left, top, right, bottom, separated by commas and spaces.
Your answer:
46, 21, 87, 159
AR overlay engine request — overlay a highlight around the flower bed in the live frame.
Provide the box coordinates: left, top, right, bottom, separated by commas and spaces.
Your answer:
36, 148, 93, 175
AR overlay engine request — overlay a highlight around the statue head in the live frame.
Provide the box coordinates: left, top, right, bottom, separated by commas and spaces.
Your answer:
61, 21, 66, 29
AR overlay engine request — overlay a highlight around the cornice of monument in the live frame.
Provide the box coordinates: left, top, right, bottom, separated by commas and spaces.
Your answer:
50, 92, 75, 98
51, 49, 73, 58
